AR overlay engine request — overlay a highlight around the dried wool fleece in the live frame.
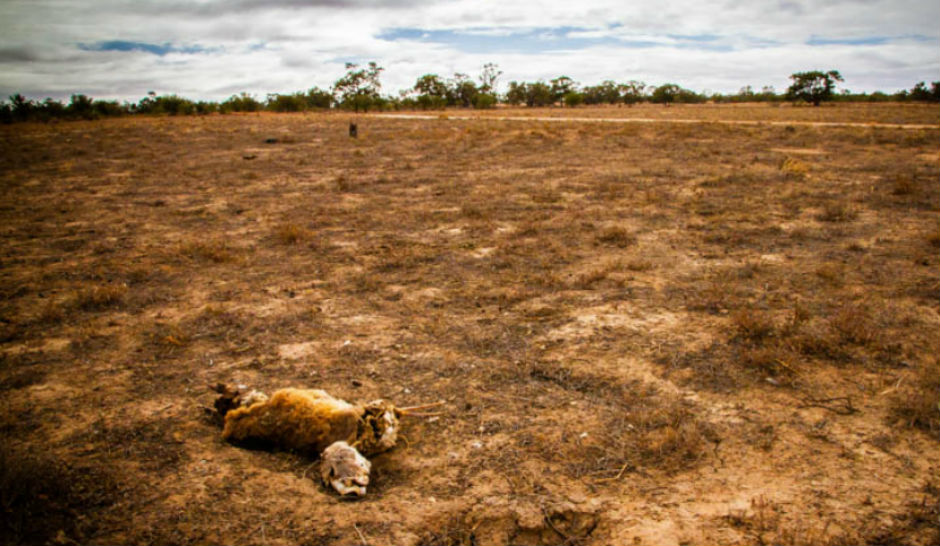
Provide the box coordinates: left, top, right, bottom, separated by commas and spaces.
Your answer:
221, 388, 401, 456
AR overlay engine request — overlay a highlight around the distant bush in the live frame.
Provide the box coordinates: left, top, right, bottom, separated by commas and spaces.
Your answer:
1, 68, 936, 124
67, 94, 95, 119
473, 92, 497, 109
651, 84, 681, 104
194, 101, 217, 115
305, 87, 333, 109
220, 92, 262, 113
563, 91, 584, 107
264, 89, 334, 112
266, 92, 306, 112
416, 94, 447, 110
135, 93, 196, 115
93, 99, 127, 117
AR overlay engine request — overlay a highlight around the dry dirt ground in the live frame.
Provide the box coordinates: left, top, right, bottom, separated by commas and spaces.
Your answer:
1, 104, 938, 545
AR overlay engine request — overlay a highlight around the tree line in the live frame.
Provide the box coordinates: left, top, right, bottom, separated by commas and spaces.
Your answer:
3, 63, 938, 123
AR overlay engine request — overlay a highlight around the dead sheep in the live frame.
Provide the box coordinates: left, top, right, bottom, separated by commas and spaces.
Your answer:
210, 383, 440, 497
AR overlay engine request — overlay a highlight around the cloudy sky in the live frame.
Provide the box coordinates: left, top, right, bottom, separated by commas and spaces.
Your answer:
1, 0, 937, 102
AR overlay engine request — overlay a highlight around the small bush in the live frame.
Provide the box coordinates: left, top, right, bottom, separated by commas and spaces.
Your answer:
473, 93, 498, 109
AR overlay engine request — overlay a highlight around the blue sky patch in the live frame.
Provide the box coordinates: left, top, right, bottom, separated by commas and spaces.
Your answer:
807, 36, 889, 46
377, 26, 631, 54
378, 26, 740, 53
79, 40, 211, 56
807, 34, 935, 46
667, 33, 721, 42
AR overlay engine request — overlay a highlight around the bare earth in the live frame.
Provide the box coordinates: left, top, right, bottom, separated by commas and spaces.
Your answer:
1, 103, 938, 545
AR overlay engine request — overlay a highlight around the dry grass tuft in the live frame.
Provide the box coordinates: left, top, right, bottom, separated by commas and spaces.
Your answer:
828, 304, 880, 346
72, 284, 127, 311
725, 486, 940, 546
178, 240, 235, 263
891, 359, 940, 437
571, 266, 620, 289
732, 309, 776, 342
570, 394, 715, 478
890, 174, 917, 196
817, 202, 859, 222
814, 263, 845, 286
335, 174, 353, 191
780, 157, 809, 178
595, 227, 637, 248
273, 222, 309, 245
144, 322, 189, 358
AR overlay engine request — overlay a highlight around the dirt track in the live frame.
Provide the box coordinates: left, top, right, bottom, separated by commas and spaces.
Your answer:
375, 112, 940, 130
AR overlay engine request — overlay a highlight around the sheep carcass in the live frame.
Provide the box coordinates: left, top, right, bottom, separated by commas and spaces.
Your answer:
211, 384, 439, 497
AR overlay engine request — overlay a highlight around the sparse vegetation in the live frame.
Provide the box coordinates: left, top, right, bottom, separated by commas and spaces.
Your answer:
0, 105, 936, 544
3, 68, 938, 125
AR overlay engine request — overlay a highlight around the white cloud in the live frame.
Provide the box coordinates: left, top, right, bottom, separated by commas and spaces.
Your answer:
0, 0, 937, 101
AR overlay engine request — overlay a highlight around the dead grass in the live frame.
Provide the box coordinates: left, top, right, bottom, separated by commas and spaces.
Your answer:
71, 283, 128, 311
891, 359, 940, 438
817, 201, 859, 222
828, 303, 880, 346
724, 486, 939, 546
670, 299, 893, 390
594, 227, 637, 248
891, 173, 918, 196
178, 240, 236, 263
731, 308, 777, 342
273, 222, 310, 245
780, 157, 809, 178
0, 108, 937, 544
143, 321, 189, 358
